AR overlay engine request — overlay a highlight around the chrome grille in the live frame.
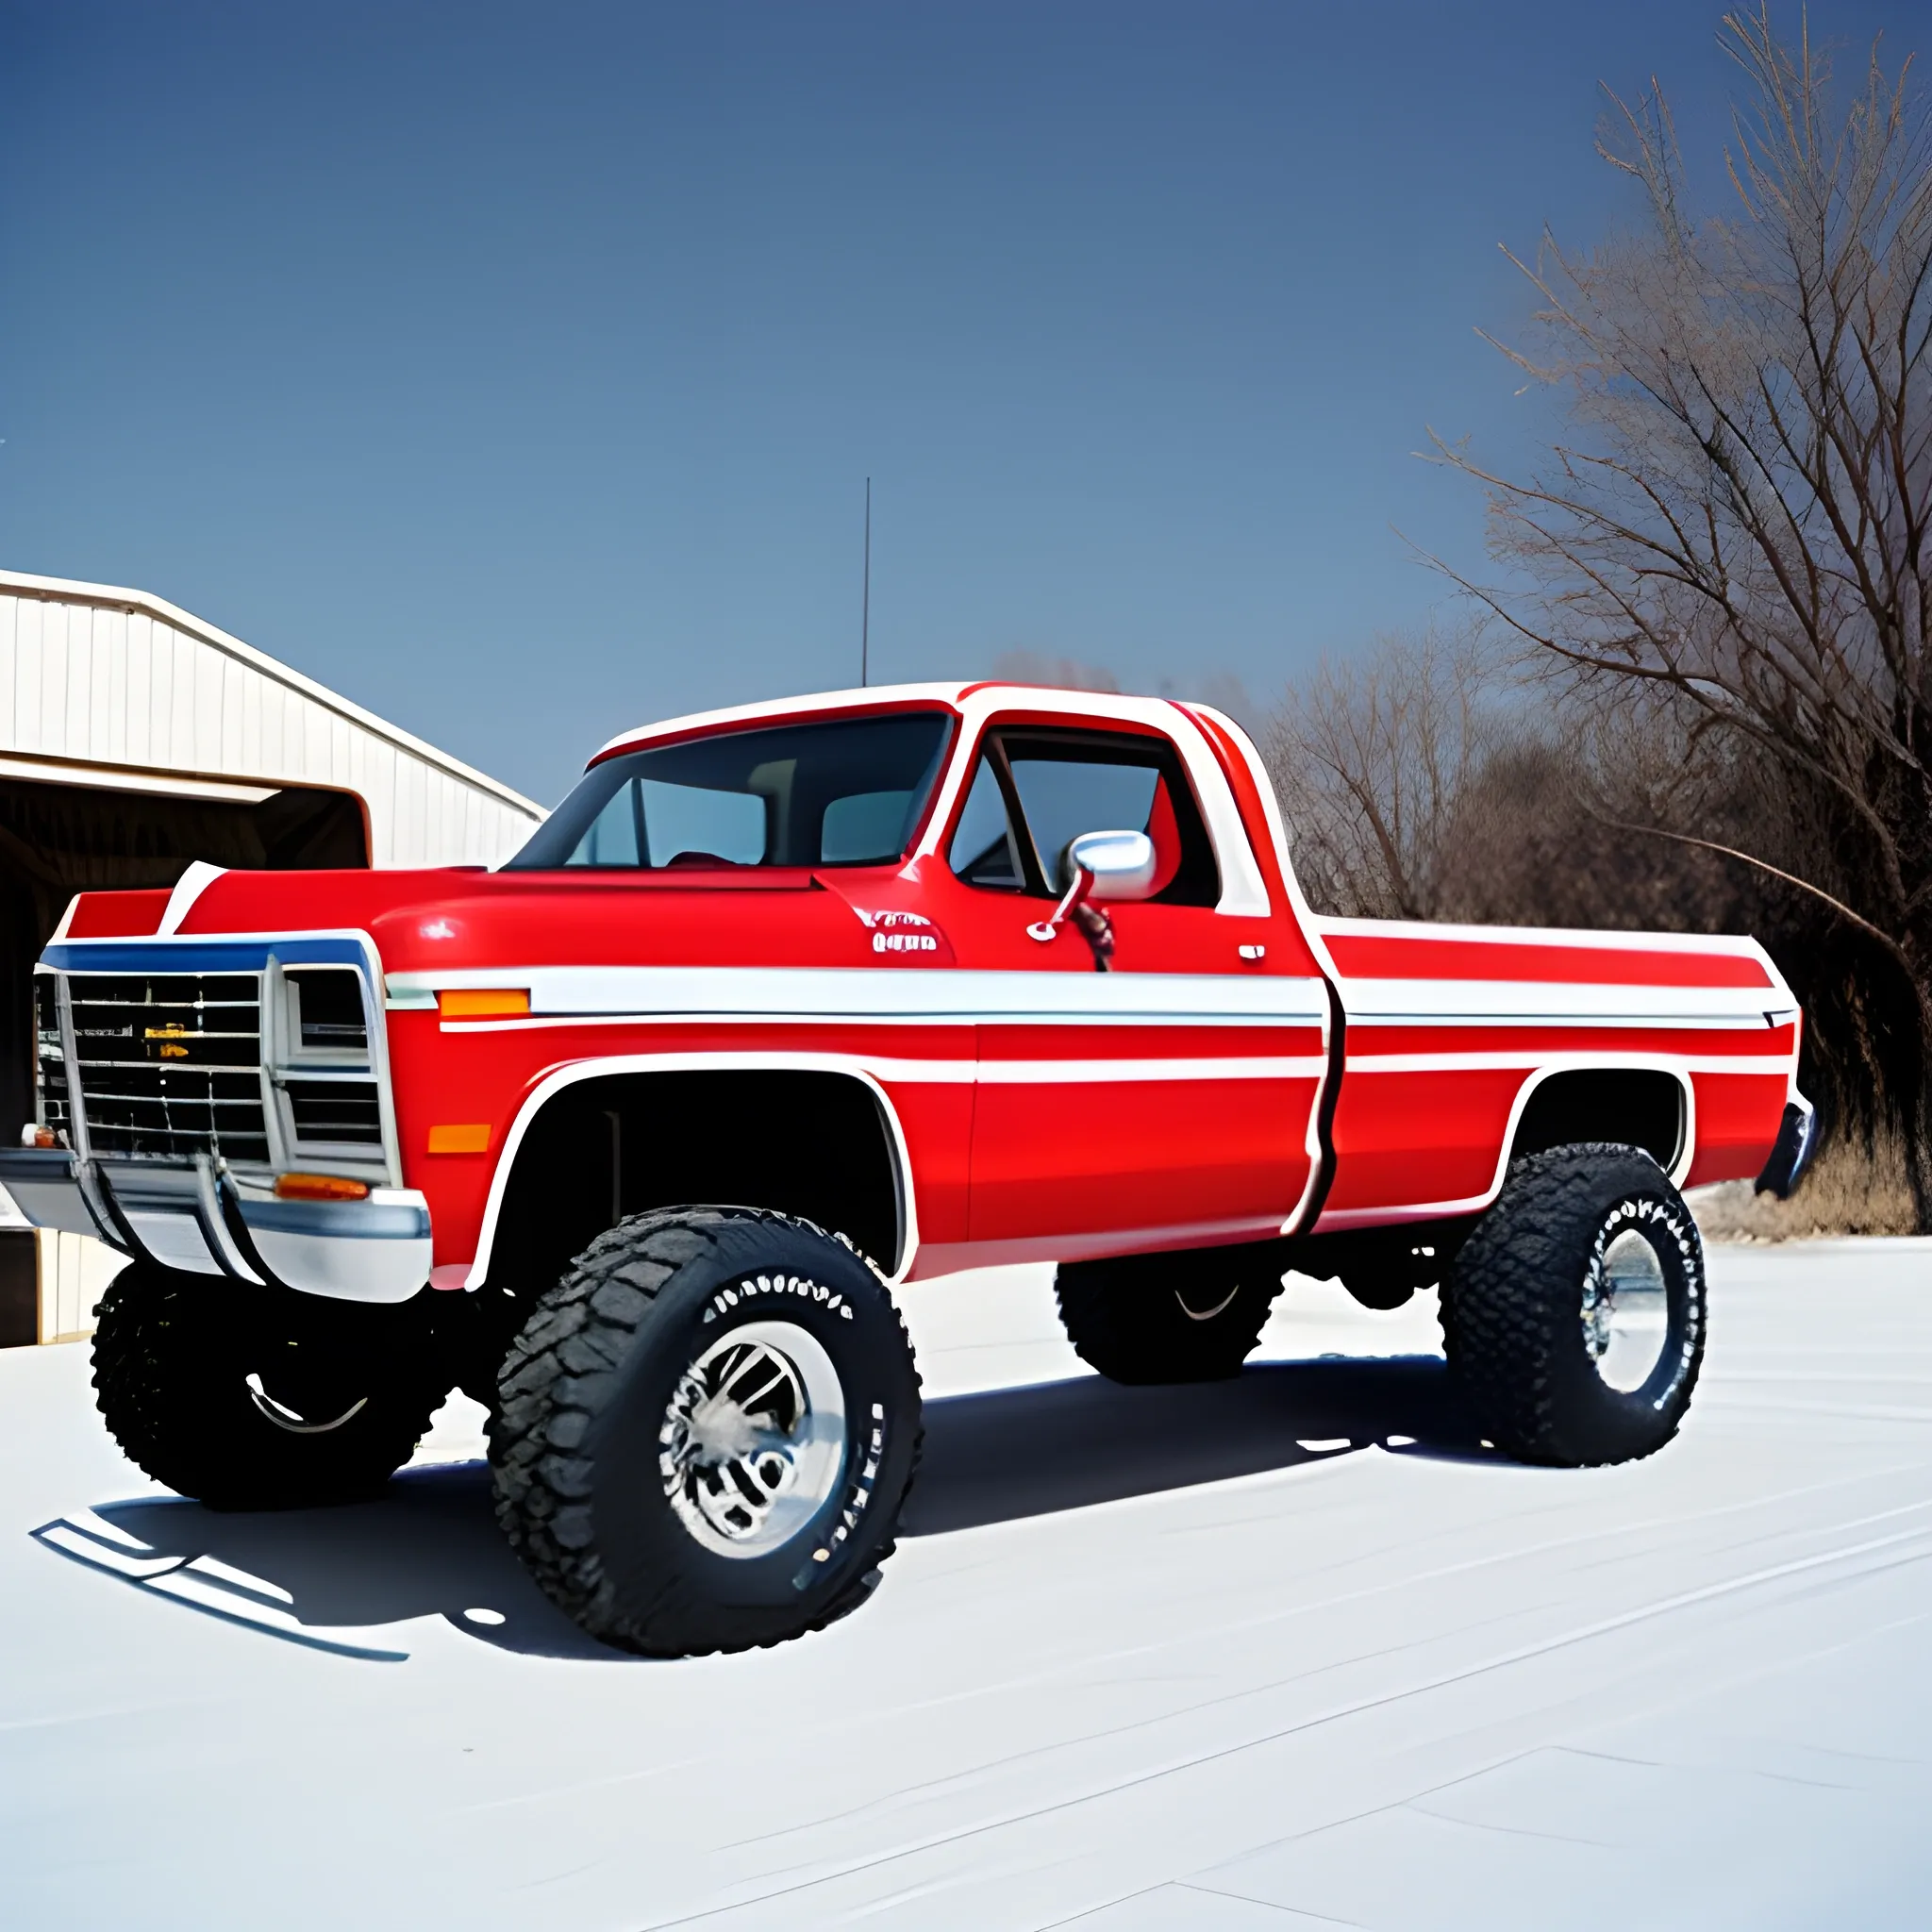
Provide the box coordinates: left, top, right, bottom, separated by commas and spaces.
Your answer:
286, 1079, 383, 1146
65, 972, 268, 1162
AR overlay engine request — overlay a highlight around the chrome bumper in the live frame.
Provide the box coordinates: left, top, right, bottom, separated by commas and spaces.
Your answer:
0, 1147, 433, 1305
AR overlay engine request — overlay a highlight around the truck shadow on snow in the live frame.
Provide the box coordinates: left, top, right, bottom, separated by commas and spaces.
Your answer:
42, 1354, 1489, 1662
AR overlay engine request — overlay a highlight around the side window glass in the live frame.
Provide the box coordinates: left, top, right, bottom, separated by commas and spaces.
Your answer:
1007, 759, 1159, 885
1001, 732, 1220, 907
947, 757, 1025, 890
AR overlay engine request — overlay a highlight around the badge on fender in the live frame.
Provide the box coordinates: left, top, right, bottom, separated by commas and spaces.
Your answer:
849, 907, 955, 964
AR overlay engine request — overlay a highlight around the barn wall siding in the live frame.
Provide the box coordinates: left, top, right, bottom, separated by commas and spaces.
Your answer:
0, 572, 544, 867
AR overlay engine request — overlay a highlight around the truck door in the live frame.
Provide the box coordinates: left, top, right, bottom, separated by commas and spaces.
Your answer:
924, 718, 1327, 1258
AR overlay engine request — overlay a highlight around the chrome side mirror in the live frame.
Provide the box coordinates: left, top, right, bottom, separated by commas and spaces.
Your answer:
1027, 827, 1159, 949
1059, 828, 1158, 904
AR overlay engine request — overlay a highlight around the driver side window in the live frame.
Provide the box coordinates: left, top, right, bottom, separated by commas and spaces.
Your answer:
946, 726, 1220, 907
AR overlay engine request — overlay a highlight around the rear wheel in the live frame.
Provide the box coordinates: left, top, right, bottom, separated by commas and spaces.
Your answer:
1441, 1142, 1705, 1466
1055, 1248, 1281, 1384
92, 1264, 448, 1508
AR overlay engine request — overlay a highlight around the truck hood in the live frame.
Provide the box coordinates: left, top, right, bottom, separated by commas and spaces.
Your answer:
58, 863, 907, 976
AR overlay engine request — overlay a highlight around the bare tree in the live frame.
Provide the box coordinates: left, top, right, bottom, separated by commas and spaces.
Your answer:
1424, 6, 1932, 1220
1261, 625, 1499, 920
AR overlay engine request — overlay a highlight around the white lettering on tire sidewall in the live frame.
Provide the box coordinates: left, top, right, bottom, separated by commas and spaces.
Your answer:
1587, 1193, 1703, 1410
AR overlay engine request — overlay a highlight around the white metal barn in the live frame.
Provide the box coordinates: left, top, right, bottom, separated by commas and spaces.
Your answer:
0, 566, 545, 1344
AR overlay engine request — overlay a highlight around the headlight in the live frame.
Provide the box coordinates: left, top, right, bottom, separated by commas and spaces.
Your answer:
281, 967, 370, 1056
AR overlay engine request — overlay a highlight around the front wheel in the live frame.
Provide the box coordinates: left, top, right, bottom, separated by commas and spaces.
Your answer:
92, 1265, 448, 1508
1441, 1142, 1706, 1467
491, 1207, 922, 1657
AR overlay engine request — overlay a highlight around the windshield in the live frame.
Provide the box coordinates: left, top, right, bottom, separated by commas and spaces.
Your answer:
507, 710, 956, 872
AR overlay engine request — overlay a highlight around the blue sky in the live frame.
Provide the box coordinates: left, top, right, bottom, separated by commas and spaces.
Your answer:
1, 1, 1920, 805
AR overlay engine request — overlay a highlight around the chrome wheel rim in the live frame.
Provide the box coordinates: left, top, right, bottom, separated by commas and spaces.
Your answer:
1583, 1228, 1671, 1392
658, 1318, 847, 1558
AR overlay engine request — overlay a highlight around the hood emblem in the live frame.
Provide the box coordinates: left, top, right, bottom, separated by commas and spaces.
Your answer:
145, 1022, 192, 1059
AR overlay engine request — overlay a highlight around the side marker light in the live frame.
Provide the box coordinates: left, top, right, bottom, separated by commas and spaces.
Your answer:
427, 1124, 491, 1155
438, 989, 530, 1019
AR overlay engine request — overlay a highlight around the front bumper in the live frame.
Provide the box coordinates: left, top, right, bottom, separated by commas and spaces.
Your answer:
0, 1146, 433, 1305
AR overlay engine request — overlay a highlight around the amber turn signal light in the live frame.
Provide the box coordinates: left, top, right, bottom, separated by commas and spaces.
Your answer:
426, 1123, 491, 1155
438, 988, 530, 1019
275, 1173, 371, 1202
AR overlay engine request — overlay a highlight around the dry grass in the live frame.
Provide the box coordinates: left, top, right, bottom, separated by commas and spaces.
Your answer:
1688, 1131, 1918, 1241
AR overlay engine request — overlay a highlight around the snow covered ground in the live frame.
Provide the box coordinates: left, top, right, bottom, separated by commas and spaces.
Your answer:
5, 1243, 1931, 1930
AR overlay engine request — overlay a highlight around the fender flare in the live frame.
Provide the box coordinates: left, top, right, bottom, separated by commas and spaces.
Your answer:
460, 1052, 921, 1289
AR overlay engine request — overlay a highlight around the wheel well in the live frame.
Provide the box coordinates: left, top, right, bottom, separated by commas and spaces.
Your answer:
1510, 1068, 1686, 1173
483, 1070, 904, 1296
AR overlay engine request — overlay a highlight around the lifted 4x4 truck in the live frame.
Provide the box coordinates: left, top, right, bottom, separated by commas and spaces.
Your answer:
1, 684, 1815, 1655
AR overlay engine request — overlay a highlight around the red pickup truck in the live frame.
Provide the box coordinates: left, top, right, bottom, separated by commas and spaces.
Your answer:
2, 683, 1813, 1655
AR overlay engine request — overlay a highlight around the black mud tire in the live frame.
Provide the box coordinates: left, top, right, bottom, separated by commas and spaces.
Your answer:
92, 1264, 448, 1509
491, 1206, 922, 1657
1055, 1248, 1281, 1385
1441, 1142, 1706, 1467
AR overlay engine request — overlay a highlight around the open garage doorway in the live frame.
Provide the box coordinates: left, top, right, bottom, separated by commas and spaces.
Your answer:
0, 770, 367, 1344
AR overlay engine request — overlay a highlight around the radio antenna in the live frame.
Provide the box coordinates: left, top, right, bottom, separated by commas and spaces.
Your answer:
860, 476, 871, 688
